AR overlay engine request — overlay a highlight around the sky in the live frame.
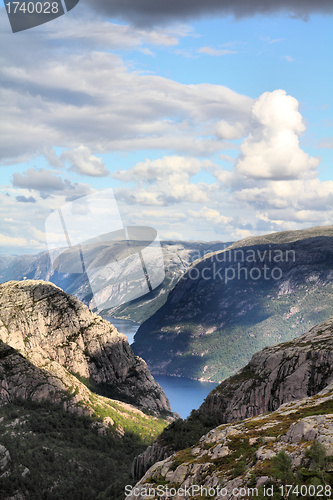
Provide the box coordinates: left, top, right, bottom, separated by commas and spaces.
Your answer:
0, 0, 333, 254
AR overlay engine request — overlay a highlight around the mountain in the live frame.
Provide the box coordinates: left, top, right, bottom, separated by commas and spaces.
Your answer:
132, 225, 333, 381
130, 316, 333, 493
0, 241, 228, 324
0, 339, 167, 433
0, 280, 177, 500
0, 280, 172, 416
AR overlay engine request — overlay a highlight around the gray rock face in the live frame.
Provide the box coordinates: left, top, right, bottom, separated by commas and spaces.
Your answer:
126, 386, 333, 500
0, 341, 81, 408
0, 280, 171, 415
200, 317, 333, 423
132, 225, 333, 381
286, 415, 333, 455
0, 444, 11, 471
132, 441, 171, 481
132, 316, 333, 481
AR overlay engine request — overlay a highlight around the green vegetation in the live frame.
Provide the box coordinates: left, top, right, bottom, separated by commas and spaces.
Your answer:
253, 445, 333, 500
157, 410, 221, 452
0, 398, 165, 500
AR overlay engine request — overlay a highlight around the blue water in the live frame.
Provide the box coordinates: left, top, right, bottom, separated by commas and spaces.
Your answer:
104, 316, 138, 345
154, 375, 217, 419
103, 316, 218, 418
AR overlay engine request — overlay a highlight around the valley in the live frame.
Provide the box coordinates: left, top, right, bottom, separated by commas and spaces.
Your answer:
1, 226, 333, 499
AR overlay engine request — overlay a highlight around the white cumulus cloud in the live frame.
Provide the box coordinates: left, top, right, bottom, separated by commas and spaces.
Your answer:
114, 156, 216, 205
62, 146, 109, 177
235, 90, 320, 180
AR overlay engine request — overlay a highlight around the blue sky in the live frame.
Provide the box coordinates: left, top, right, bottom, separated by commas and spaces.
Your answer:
0, 2, 332, 253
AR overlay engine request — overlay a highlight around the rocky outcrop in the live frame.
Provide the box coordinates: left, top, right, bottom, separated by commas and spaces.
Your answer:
126, 384, 333, 499
132, 225, 333, 381
132, 442, 170, 481
0, 444, 11, 472
0, 339, 170, 445
0, 340, 99, 415
0, 280, 171, 416
132, 316, 333, 480
199, 317, 333, 423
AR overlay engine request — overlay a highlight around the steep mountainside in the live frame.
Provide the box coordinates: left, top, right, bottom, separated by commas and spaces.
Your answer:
0, 340, 167, 437
0, 241, 228, 324
0, 280, 171, 415
127, 385, 333, 500
133, 225, 333, 381
199, 316, 333, 422
0, 281, 177, 500
0, 341, 169, 500
132, 316, 333, 479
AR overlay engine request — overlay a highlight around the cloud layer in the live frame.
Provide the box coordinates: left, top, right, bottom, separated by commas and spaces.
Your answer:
1, 10, 332, 250
85, 0, 333, 25
0, 15, 252, 166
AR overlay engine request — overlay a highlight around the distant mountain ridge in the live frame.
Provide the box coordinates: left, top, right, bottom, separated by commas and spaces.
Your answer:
132, 225, 333, 381
0, 241, 228, 324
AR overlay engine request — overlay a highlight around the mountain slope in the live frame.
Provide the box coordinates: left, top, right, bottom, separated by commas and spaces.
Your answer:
127, 385, 333, 500
0, 362, 168, 500
0, 280, 171, 416
0, 282, 173, 500
0, 340, 167, 438
132, 315, 333, 479
199, 315, 333, 423
132, 225, 333, 381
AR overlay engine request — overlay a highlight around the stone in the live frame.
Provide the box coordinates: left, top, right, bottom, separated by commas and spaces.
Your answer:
256, 476, 270, 488
21, 467, 30, 477
255, 446, 277, 461
211, 444, 230, 459
0, 280, 172, 417
0, 445, 11, 470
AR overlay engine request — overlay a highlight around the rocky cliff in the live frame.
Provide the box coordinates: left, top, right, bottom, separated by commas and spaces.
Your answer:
133, 225, 333, 381
0, 341, 76, 407
0, 280, 171, 416
199, 316, 333, 423
0, 346, 169, 500
126, 384, 333, 499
